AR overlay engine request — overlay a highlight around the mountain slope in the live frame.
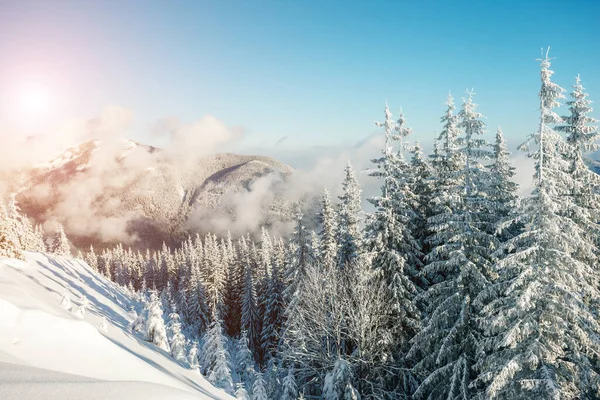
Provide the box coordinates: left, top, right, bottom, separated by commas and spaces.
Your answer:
0, 252, 233, 400
14, 139, 296, 249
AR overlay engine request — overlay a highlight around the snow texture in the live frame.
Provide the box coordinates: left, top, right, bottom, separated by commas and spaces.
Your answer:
0, 252, 233, 400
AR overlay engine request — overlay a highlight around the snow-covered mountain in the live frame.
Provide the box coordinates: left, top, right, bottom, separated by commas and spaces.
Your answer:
14, 139, 296, 249
0, 252, 233, 400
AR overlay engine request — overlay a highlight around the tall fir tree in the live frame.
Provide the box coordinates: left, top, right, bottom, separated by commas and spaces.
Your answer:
318, 189, 338, 271
366, 104, 421, 393
336, 162, 362, 270
474, 49, 600, 399
51, 223, 71, 257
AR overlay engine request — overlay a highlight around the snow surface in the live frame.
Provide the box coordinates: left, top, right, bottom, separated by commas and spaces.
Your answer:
0, 252, 233, 400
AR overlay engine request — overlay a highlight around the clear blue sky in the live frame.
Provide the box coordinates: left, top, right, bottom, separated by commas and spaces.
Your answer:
0, 0, 598, 151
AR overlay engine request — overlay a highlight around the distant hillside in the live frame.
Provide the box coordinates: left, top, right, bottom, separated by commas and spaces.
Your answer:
14, 139, 296, 250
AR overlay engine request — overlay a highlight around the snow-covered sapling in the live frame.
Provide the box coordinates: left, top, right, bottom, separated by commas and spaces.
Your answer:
144, 291, 170, 352
234, 383, 250, 400
188, 340, 200, 370
169, 315, 187, 362
252, 372, 268, 400
60, 289, 72, 312
281, 366, 298, 400
74, 295, 89, 318
130, 307, 145, 334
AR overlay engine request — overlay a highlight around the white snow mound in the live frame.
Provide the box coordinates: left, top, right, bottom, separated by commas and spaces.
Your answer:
0, 252, 233, 400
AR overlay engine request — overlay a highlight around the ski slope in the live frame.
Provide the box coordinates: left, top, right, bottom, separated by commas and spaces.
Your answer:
0, 252, 233, 400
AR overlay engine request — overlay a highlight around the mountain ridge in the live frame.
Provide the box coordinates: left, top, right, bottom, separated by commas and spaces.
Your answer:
14, 139, 296, 250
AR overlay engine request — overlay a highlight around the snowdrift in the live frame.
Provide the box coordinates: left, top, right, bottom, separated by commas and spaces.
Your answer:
0, 252, 233, 400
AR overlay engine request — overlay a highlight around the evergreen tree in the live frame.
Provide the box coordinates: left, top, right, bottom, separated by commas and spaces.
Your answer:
241, 258, 261, 357
202, 316, 234, 394
204, 233, 226, 317
85, 245, 98, 271
235, 331, 255, 384
252, 372, 268, 400
319, 189, 338, 270
323, 359, 359, 400
336, 162, 362, 270
281, 366, 298, 400
488, 127, 521, 241
285, 211, 311, 303
144, 290, 170, 352
0, 205, 24, 260
224, 252, 243, 337
188, 340, 200, 370
187, 258, 210, 336
6, 194, 32, 250
409, 92, 498, 399
51, 223, 71, 257
235, 383, 250, 400
556, 74, 600, 262
475, 50, 600, 399
261, 260, 286, 361
31, 224, 46, 253
408, 142, 434, 252
167, 306, 186, 362
365, 104, 421, 394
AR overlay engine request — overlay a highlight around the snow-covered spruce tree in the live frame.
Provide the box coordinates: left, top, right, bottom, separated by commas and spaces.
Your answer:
235, 331, 255, 384
224, 250, 243, 338
202, 315, 233, 394
261, 260, 286, 361
187, 258, 210, 336
0, 205, 24, 260
6, 195, 31, 250
323, 358, 360, 400
30, 224, 46, 253
235, 383, 250, 400
281, 366, 298, 400
241, 257, 261, 357
284, 210, 311, 304
204, 233, 226, 319
167, 305, 187, 362
85, 245, 98, 271
487, 127, 521, 241
188, 340, 200, 370
408, 91, 498, 399
144, 290, 170, 352
408, 142, 434, 259
336, 162, 362, 270
474, 50, 600, 399
50, 223, 71, 257
363, 104, 421, 394
252, 372, 268, 400
130, 305, 145, 333
556, 74, 600, 262
318, 188, 338, 270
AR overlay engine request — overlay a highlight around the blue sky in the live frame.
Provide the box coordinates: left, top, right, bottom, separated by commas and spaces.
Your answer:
0, 0, 599, 153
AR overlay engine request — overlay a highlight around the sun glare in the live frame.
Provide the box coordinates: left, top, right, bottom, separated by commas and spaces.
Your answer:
18, 83, 51, 116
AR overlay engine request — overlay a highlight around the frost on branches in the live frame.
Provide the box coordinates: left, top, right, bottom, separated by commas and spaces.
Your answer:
51, 223, 72, 257
474, 49, 600, 399
144, 290, 170, 352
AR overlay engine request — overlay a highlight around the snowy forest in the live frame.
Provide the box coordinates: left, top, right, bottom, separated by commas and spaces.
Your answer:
2, 52, 600, 399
